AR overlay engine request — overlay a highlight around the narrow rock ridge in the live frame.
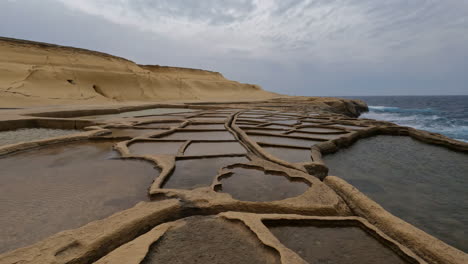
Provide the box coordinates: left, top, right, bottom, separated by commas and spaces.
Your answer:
0, 100, 466, 264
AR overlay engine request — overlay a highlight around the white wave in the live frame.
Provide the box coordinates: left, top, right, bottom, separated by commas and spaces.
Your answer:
368, 105, 400, 111
361, 110, 468, 142
361, 112, 441, 122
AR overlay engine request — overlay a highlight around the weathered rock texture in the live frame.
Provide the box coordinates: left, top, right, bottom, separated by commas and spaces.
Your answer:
0, 86, 466, 263
0, 37, 369, 120
0, 37, 275, 107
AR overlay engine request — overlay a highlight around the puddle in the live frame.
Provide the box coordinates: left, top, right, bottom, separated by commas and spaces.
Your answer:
261, 146, 311, 163
301, 119, 331, 124
297, 127, 345, 133
0, 141, 158, 253
288, 132, 350, 140
136, 121, 182, 129
236, 119, 265, 124
184, 142, 246, 156
240, 114, 269, 119
248, 134, 322, 147
162, 131, 235, 140
332, 124, 368, 130
241, 128, 286, 135
184, 124, 226, 129
218, 167, 309, 202
267, 119, 298, 125
129, 141, 185, 156
277, 112, 304, 116
80, 108, 196, 119
187, 118, 226, 123
266, 221, 408, 264
163, 156, 249, 189
0, 128, 81, 146
132, 115, 185, 120
323, 135, 468, 252
196, 113, 229, 117
263, 124, 293, 129
141, 217, 280, 264
108, 128, 166, 138
237, 123, 262, 127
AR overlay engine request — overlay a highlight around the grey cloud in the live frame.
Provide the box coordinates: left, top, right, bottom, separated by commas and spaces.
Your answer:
129, 0, 256, 25
0, 0, 467, 96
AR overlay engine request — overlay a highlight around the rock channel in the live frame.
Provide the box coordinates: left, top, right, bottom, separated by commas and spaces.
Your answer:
0, 98, 466, 264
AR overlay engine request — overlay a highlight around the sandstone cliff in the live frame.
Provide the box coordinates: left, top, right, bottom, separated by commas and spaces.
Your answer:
0, 37, 276, 107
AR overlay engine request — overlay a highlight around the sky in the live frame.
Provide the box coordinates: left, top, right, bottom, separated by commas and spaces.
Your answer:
1, 0, 467, 96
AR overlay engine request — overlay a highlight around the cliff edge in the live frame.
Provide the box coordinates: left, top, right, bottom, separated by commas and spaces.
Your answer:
0, 37, 276, 107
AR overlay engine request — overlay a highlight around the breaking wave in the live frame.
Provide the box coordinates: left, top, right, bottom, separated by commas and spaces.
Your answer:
362, 105, 468, 142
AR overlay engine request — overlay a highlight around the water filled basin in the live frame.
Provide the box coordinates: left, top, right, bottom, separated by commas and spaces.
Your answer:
162, 156, 249, 189
184, 141, 246, 156
266, 221, 408, 264
248, 134, 322, 147
323, 135, 468, 252
141, 217, 280, 264
80, 108, 196, 119
218, 167, 309, 202
0, 128, 81, 146
128, 141, 185, 156
162, 131, 235, 140
261, 146, 311, 163
0, 140, 158, 253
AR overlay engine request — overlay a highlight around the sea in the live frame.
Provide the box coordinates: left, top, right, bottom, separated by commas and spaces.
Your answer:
344, 95, 468, 143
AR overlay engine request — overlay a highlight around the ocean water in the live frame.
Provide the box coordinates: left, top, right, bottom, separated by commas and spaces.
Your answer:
345, 96, 468, 142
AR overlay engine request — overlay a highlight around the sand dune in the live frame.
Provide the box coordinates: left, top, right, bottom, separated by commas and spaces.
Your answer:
0, 37, 276, 107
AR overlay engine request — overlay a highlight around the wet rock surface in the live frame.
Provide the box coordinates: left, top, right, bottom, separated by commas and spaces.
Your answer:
0, 141, 158, 253
267, 221, 409, 264
183, 141, 246, 156
260, 145, 312, 163
129, 141, 186, 156
107, 128, 167, 138
141, 217, 281, 264
163, 156, 249, 189
0, 99, 466, 264
78, 108, 196, 119
218, 166, 310, 202
324, 135, 468, 252
0, 128, 81, 146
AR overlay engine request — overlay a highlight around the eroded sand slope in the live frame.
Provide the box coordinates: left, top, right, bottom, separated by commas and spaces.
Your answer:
0, 37, 276, 107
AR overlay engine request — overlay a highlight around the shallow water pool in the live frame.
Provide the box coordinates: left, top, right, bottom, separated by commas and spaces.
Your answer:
80, 108, 196, 119
266, 221, 408, 264
0, 141, 158, 253
323, 135, 468, 252
0, 128, 81, 146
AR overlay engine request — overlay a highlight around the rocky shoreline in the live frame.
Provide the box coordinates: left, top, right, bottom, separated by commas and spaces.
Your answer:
0, 98, 466, 264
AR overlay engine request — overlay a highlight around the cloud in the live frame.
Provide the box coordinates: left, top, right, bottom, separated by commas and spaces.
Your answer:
1, 0, 467, 95
55, 0, 468, 65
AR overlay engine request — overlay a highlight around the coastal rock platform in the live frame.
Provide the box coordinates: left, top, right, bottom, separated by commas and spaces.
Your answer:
0, 98, 466, 264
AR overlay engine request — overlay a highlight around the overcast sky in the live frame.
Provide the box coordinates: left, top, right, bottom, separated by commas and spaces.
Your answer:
1, 0, 467, 96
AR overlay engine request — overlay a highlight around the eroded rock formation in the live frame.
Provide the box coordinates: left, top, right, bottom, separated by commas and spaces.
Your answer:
0, 99, 466, 264
0, 37, 275, 107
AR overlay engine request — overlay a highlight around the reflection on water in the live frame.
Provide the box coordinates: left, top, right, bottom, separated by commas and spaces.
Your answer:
0, 141, 158, 253
266, 221, 408, 264
163, 156, 249, 189
261, 145, 311, 163
184, 141, 246, 156
323, 135, 468, 252
0, 128, 81, 146
80, 108, 196, 119
248, 134, 322, 147
141, 217, 280, 264
219, 167, 309, 202
163, 131, 235, 140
